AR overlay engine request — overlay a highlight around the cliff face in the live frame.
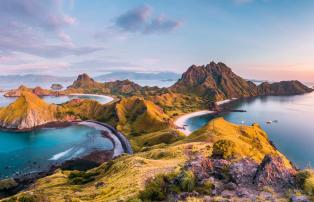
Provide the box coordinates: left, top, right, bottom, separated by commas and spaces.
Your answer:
258, 81, 313, 96
170, 62, 258, 101
0, 92, 57, 129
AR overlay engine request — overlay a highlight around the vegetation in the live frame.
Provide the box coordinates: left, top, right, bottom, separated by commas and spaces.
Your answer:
68, 170, 100, 185
212, 139, 236, 159
182, 117, 292, 165
296, 170, 314, 199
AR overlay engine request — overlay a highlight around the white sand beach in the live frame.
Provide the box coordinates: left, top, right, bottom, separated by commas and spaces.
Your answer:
69, 93, 114, 104
174, 110, 214, 136
78, 121, 124, 157
174, 98, 238, 135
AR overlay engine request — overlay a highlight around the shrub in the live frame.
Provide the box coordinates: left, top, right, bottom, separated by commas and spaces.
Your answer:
296, 170, 312, 189
18, 194, 38, 202
212, 139, 236, 159
179, 170, 196, 192
68, 171, 99, 185
195, 179, 214, 195
139, 175, 167, 201
304, 174, 314, 196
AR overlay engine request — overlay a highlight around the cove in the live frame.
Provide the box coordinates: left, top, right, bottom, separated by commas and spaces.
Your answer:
0, 124, 113, 179
185, 92, 314, 168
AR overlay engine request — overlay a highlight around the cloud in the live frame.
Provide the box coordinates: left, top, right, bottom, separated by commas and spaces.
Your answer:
0, 0, 103, 58
114, 5, 182, 34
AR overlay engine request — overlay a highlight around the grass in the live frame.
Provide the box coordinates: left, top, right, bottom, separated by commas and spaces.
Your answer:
180, 117, 292, 166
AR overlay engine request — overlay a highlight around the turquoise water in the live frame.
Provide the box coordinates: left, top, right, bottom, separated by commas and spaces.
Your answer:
186, 92, 314, 168
0, 93, 113, 107
0, 125, 113, 179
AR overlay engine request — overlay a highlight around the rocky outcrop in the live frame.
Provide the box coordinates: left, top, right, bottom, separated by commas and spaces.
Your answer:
50, 83, 63, 90
0, 92, 57, 129
258, 81, 313, 96
170, 62, 259, 101
253, 154, 297, 188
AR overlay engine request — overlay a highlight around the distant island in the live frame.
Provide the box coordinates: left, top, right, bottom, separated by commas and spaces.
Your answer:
0, 62, 313, 201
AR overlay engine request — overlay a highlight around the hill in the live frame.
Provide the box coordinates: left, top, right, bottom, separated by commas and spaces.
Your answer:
258, 80, 313, 95
0, 92, 57, 129
4, 85, 64, 97
170, 62, 258, 101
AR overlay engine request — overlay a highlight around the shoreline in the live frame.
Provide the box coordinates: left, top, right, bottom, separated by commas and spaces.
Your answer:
0, 120, 132, 198
68, 93, 114, 104
174, 98, 238, 135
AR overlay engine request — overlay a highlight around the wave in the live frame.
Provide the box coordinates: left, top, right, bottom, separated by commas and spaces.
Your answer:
49, 148, 73, 161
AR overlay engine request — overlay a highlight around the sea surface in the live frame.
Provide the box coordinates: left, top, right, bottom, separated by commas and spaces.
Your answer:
0, 124, 113, 179
186, 92, 314, 168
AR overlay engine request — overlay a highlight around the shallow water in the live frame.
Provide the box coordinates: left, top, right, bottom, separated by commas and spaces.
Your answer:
186, 92, 314, 168
0, 125, 113, 179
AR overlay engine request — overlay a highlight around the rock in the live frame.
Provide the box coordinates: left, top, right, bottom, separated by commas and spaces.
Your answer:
229, 158, 258, 186
224, 182, 237, 190
221, 190, 235, 198
253, 155, 296, 189
290, 195, 310, 202
51, 83, 63, 90
259, 191, 272, 200
95, 181, 105, 188
0, 178, 18, 190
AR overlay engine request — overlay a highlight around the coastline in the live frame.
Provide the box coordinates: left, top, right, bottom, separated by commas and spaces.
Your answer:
174, 98, 238, 135
174, 110, 214, 135
68, 93, 114, 104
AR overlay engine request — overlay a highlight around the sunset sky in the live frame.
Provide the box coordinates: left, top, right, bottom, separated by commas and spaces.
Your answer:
0, 0, 313, 81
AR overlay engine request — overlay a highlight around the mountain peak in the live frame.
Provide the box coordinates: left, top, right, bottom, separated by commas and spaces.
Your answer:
170, 62, 257, 100
68, 73, 101, 89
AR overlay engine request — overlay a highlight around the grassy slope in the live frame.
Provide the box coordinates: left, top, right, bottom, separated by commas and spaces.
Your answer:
6, 143, 210, 202
147, 93, 208, 117
181, 117, 291, 166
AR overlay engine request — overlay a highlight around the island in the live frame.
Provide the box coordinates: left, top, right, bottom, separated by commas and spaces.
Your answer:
0, 61, 313, 202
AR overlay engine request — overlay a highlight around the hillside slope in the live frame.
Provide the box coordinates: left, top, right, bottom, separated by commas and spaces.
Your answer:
5, 119, 308, 202
258, 80, 313, 95
0, 92, 57, 129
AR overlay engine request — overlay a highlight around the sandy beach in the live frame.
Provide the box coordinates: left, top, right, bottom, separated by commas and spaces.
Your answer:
174, 110, 214, 135
78, 121, 124, 157
174, 98, 238, 135
69, 93, 114, 104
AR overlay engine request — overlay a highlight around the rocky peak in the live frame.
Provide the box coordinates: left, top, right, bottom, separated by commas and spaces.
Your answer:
170, 61, 258, 100
68, 73, 101, 89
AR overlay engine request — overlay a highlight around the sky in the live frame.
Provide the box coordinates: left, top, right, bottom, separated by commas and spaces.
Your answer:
0, 0, 314, 82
